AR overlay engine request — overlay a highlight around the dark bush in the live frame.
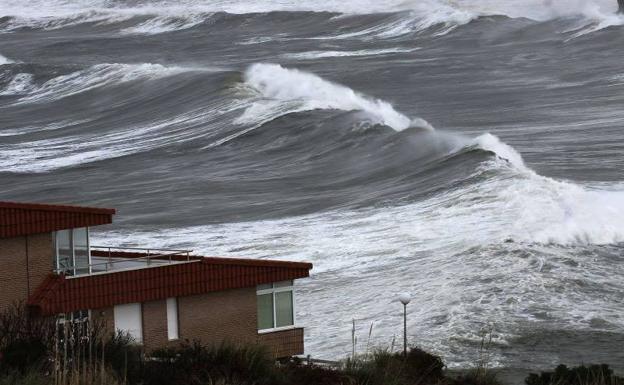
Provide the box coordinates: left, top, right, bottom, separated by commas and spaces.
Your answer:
145, 340, 277, 385
526, 364, 624, 385
453, 370, 503, 385
99, 331, 144, 384
1, 339, 48, 374
346, 348, 446, 385
0, 302, 54, 374
281, 359, 354, 385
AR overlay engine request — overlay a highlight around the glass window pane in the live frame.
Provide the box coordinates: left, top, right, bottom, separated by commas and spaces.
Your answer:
56, 230, 73, 275
274, 280, 293, 288
275, 291, 293, 328
257, 294, 274, 330
257, 283, 272, 291
73, 228, 89, 275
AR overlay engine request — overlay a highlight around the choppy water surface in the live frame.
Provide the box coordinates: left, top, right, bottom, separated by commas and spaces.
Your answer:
1, 0, 623, 374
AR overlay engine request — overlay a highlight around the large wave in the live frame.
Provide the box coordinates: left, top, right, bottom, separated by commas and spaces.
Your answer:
4, 60, 624, 248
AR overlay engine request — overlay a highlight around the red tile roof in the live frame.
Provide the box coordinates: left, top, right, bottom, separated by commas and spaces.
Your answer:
0, 201, 115, 238
28, 257, 312, 315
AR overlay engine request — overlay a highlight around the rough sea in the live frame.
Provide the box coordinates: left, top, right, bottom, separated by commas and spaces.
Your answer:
1, 0, 623, 377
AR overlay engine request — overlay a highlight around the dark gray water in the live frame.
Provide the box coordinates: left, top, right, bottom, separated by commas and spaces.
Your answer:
1, 0, 623, 374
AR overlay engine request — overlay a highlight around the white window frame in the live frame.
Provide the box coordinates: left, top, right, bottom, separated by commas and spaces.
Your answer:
256, 281, 296, 334
53, 227, 91, 275
166, 298, 179, 341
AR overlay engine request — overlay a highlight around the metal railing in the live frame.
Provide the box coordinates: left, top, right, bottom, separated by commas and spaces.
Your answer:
54, 246, 194, 276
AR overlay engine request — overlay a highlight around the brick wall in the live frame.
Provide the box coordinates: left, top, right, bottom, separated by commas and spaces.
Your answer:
91, 287, 304, 358
0, 233, 54, 312
177, 287, 258, 348
258, 328, 304, 358
142, 299, 173, 349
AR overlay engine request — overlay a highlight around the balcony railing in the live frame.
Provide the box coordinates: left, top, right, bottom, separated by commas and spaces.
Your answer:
54, 246, 196, 276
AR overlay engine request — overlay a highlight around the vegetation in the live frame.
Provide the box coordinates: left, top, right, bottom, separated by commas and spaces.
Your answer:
526, 365, 624, 385
1, 303, 622, 385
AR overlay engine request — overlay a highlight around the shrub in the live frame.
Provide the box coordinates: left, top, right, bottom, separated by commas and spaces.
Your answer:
99, 331, 143, 384
280, 359, 354, 385
146, 340, 277, 385
0, 302, 55, 374
453, 370, 503, 385
0, 370, 48, 385
346, 347, 446, 385
525, 364, 624, 385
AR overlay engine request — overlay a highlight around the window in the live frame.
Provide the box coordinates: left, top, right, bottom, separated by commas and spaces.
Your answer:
53, 228, 90, 275
166, 298, 179, 340
56, 230, 72, 274
114, 303, 143, 344
256, 281, 295, 332
73, 228, 89, 275
58, 310, 90, 324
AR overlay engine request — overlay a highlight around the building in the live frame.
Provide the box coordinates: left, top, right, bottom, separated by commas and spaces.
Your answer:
0, 201, 312, 358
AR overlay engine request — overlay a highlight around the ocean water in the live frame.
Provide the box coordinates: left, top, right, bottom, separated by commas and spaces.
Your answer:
1, 0, 623, 374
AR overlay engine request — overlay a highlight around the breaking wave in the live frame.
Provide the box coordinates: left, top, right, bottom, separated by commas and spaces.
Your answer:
241, 63, 432, 131
0, 0, 622, 35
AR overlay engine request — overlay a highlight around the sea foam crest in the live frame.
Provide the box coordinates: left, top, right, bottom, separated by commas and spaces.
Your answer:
242, 63, 433, 131
0, 73, 35, 96
0, 54, 14, 65
472, 133, 526, 171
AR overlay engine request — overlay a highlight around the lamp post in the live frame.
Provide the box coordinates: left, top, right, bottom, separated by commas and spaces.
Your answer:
398, 293, 411, 357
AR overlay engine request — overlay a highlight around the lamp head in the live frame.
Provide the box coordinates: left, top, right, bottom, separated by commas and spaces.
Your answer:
398, 293, 411, 305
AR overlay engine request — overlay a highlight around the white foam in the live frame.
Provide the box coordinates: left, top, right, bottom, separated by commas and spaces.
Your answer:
0, 73, 35, 96
241, 63, 432, 131
282, 47, 420, 60
0, 54, 14, 65
120, 14, 208, 35
473, 132, 526, 171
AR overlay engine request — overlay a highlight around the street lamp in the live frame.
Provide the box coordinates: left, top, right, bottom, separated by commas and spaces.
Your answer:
398, 293, 411, 357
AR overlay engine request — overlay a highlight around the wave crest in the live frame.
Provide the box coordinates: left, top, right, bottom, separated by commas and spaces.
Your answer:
241, 63, 432, 131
